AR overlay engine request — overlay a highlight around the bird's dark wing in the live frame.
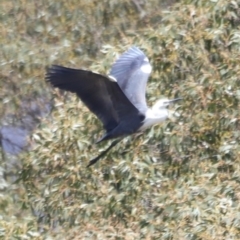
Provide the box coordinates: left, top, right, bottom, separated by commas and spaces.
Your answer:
46, 65, 141, 134
109, 47, 152, 114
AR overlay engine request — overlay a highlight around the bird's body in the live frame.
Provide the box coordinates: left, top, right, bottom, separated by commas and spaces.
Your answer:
46, 47, 181, 166
140, 108, 168, 131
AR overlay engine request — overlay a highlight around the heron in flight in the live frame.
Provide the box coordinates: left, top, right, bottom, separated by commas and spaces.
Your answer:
46, 47, 181, 167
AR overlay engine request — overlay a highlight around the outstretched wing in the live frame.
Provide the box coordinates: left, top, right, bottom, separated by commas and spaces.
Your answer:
46, 65, 140, 133
109, 47, 152, 114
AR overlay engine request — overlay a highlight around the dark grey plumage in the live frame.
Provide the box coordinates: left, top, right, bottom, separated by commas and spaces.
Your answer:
46, 64, 144, 143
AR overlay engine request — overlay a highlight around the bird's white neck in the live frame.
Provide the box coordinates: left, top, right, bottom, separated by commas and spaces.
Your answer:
139, 107, 168, 131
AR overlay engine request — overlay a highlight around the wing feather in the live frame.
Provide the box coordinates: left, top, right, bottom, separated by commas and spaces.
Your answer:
109, 47, 152, 113
46, 65, 141, 134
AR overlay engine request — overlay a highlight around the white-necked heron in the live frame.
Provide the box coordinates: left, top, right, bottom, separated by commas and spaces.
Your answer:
46, 47, 181, 167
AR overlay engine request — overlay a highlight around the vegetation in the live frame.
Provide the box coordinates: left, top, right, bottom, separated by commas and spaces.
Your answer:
1, 0, 240, 239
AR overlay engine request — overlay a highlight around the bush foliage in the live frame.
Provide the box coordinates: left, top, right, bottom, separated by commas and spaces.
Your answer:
1, 0, 240, 239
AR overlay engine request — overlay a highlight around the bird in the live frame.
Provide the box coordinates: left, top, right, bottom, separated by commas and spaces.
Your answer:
46, 46, 181, 167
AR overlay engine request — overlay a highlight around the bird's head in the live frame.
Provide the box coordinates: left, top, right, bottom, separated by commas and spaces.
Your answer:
152, 98, 182, 112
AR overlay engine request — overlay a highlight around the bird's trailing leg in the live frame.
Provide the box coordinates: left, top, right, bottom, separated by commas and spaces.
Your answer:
87, 138, 123, 167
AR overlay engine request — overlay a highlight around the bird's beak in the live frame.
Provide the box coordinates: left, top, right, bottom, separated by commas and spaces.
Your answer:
168, 98, 182, 103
